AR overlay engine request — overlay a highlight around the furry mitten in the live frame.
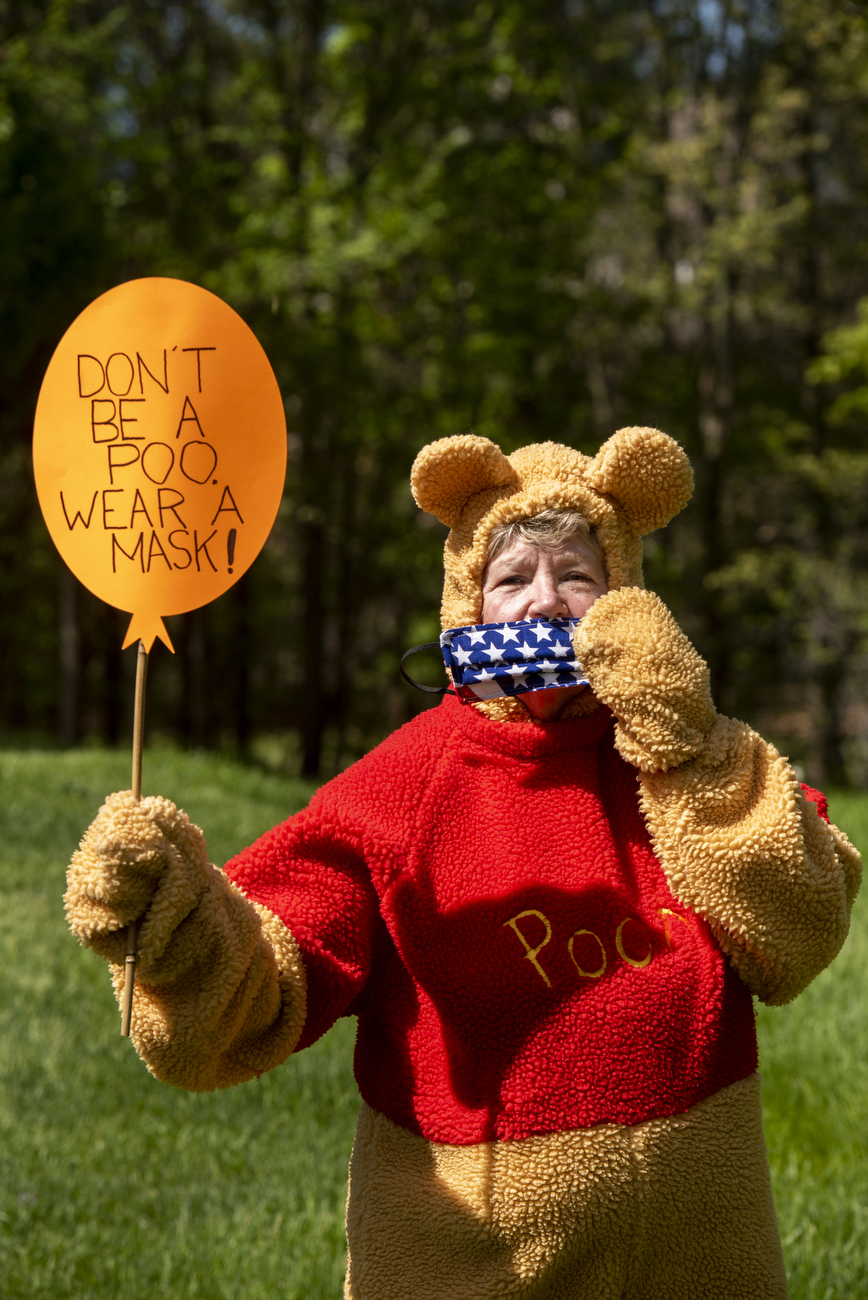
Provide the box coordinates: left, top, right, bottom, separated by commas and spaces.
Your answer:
574, 588, 716, 772
65, 789, 221, 972
65, 791, 307, 1087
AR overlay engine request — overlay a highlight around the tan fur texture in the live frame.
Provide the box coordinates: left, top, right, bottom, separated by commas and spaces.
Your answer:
575, 587, 862, 1005
65, 790, 306, 1089
410, 428, 693, 633
639, 727, 861, 1006
345, 1074, 787, 1299
575, 587, 716, 772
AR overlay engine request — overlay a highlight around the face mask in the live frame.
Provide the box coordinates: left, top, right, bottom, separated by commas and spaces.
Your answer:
439, 617, 589, 703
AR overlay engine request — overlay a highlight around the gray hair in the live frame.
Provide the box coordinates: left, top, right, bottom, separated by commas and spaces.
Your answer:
484, 508, 606, 574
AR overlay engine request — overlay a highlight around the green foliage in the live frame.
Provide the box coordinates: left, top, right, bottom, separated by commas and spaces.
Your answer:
809, 297, 868, 421
3, 0, 868, 784
0, 751, 866, 1297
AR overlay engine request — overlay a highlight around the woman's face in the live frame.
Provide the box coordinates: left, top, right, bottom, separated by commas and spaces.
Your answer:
481, 533, 608, 625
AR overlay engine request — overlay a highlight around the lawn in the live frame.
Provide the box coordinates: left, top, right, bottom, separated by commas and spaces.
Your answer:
0, 749, 865, 1299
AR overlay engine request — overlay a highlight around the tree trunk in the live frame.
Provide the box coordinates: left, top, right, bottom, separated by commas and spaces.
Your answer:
232, 578, 252, 754
301, 517, 325, 777
58, 563, 79, 746
817, 657, 847, 788
696, 309, 733, 709
105, 613, 122, 747
179, 608, 208, 747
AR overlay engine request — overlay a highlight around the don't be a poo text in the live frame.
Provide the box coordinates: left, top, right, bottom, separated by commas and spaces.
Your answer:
62, 347, 244, 578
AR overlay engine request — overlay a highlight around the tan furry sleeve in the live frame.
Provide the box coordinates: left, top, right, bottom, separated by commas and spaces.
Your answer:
577, 588, 862, 1005
639, 720, 861, 1005
65, 790, 307, 1089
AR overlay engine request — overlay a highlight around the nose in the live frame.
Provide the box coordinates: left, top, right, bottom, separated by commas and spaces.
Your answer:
525, 567, 568, 619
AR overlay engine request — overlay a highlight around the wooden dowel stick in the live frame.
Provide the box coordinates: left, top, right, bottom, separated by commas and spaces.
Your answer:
131, 639, 148, 801
121, 639, 148, 1038
121, 919, 137, 1039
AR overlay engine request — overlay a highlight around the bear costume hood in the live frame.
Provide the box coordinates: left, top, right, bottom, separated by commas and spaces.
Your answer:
410, 427, 694, 633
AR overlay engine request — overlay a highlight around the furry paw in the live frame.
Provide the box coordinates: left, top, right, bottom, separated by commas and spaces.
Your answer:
64, 790, 213, 967
574, 588, 716, 772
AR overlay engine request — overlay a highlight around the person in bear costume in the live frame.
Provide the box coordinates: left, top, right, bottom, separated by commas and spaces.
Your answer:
66, 427, 861, 1300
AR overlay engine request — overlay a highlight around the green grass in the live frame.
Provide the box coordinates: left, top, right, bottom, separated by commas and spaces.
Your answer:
0, 749, 356, 1300
0, 752, 866, 1299
758, 790, 868, 1299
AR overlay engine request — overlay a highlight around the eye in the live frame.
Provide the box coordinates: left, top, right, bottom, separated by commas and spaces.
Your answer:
496, 572, 526, 587
563, 570, 593, 583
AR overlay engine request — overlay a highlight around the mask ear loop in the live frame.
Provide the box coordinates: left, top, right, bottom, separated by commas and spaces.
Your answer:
400, 643, 454, 694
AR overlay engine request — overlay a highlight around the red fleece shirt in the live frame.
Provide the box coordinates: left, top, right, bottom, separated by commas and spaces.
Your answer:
226, 696, 826, 1145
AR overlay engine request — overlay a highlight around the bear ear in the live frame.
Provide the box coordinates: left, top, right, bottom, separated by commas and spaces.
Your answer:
411, 434, 518, 528
586, 427, 693, 535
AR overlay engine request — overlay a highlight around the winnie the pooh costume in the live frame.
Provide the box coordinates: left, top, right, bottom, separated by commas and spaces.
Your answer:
66, 428, 861, 1299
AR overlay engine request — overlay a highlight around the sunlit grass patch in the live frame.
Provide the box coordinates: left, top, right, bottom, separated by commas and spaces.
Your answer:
0, 748, 356, 1300
757, 790, 868, 1299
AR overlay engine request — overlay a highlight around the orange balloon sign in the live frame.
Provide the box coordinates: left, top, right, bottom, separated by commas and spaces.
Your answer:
33, 278, 287, 652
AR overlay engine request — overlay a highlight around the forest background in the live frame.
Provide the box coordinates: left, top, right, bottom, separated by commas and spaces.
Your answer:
4, 0, 868, 785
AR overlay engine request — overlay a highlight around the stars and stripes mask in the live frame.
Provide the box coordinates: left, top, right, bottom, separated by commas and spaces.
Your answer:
440, 618, 589, 703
